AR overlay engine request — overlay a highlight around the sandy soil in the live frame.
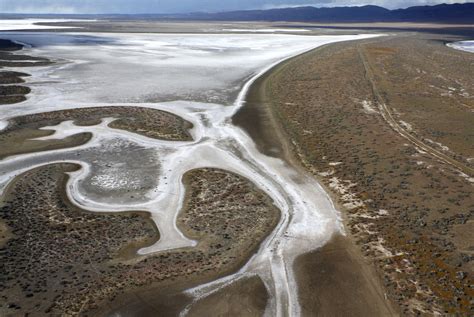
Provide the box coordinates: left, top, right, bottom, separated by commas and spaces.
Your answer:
186, 276, 268, 317
235, 30, 473, 315
295, 234, 395, 316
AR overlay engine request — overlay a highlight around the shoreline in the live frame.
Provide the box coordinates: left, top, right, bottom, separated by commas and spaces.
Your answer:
93, 35, 381, 316
1, 31, 399, 315
233, 38, 399, 315
235, 29, 474, 315
76, 35, 386, 315
234, 41, 331, 162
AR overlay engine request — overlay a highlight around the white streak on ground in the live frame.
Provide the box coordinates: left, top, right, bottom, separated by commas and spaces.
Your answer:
447, 40, 474, 53
0, 19, 88, 31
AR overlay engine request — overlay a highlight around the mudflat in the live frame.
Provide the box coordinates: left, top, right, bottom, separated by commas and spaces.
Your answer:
186, 276, 268, 317
295, 234, 395, 316
2, 21, 472, 316
0, 40, 279, 312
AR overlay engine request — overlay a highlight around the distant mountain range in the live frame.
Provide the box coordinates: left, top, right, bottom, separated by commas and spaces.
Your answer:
171, 3, 474, 24
1, 3, 473, 24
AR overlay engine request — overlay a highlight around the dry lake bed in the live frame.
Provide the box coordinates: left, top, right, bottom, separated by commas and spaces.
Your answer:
0, 19, 472, 316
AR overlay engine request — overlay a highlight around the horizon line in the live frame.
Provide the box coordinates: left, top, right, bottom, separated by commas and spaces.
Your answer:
1, 2, 470, 16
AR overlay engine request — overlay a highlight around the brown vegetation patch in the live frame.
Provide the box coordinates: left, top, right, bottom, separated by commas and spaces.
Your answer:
0, 85, 31, 96
0, 84, 31, 104
245, 33, 473, 315
0, 71, 29, 84
0, 106, 193, 160
0, 95, 27, 104
6, 106, 193, 141
0, 163, 158, 315
178, 168, 280, 253
0, 38, 51, 105
0, 166, 279, 315
367, 46, 397, 55
364, 36, 474, 166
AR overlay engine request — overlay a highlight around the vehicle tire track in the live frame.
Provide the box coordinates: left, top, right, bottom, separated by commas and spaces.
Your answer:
357, 44, 474, 177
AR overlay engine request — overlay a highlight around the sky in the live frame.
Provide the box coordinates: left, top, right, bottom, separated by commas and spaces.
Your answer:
0, 0, 471, 14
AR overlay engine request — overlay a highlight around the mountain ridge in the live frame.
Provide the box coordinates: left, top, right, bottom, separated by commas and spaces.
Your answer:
174, 3, 474, 24
0, 3, 473, 24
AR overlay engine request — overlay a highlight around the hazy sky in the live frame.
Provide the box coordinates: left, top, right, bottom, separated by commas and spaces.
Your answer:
0, 0, 470, 14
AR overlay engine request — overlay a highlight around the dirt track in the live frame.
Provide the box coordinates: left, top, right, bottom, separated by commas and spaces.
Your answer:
357, 43, 474, 177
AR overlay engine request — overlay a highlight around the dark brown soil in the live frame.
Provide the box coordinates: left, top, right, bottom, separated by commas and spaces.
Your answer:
0, 85, 31, 96
0, 39, 23, 51
0, 95, 27, 104
0, 127, 92, 160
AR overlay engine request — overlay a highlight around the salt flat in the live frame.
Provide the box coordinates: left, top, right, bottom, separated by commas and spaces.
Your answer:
0, 31, 375, 108
0, 21, 380, 316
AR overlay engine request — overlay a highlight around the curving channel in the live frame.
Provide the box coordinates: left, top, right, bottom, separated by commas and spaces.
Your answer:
0, 29, 380, 316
